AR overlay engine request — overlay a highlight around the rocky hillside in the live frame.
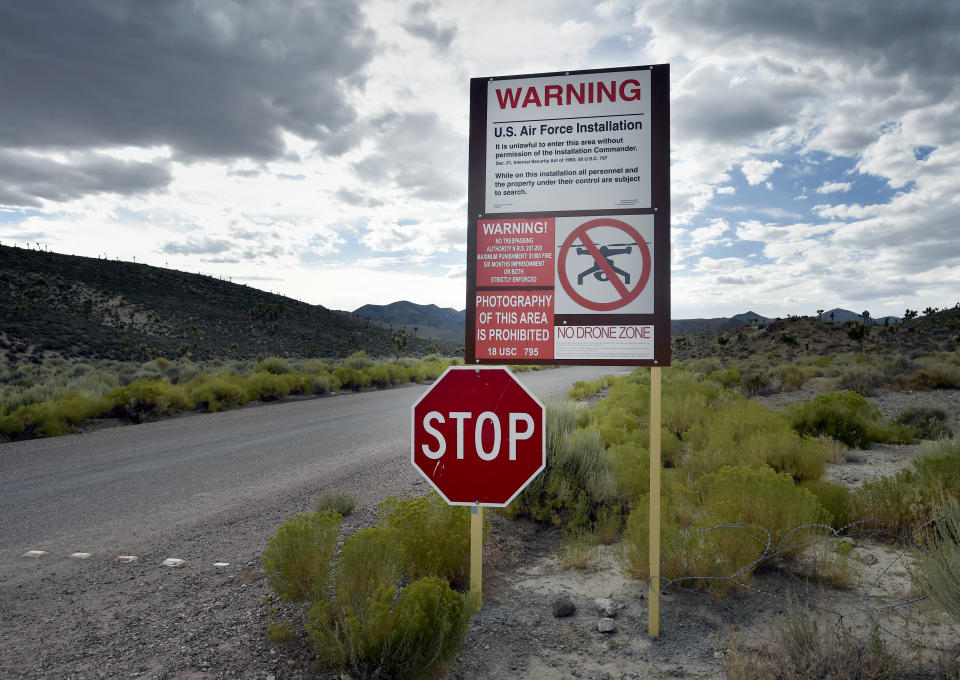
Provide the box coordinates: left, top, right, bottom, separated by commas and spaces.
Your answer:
0, 246, 459, 363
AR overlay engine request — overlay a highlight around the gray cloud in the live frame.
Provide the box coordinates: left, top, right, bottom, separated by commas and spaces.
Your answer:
402, 2, 456, 50
335, 188, 385, 207
0, 150, 172, 207
0, 1, 374, 161
162, 237, 233, 256
641, 0, 960, 90
352, 112, 463, 201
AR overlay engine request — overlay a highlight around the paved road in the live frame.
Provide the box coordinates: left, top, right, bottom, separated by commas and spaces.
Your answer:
0, 365, 631, 568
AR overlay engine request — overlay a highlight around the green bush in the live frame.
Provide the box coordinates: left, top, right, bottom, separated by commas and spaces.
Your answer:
911, 496, 960, 624
802, 480, 859, 530
258, 356, 294, 375
0, 393, 108, 438
332, 367, 372, 391
107, 379, 192, 422
309, 573, 469, 680
786, 391, 914, 449
895, 404, 952, 440
243, 371, 312, 401
316, 491, 356, 516
855, 473, 930, 535
379, 493, 478, 587
262, 511, 342, 602
187, 376, 246, 412
310, 371, 342, 394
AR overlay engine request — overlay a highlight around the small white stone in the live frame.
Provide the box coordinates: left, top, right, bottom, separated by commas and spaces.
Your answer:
598, 617, 616, 633
595, 598, 617, 617
162, 558, 186, 567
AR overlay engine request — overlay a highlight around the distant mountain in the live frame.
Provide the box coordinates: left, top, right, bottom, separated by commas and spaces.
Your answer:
0, 245, 458, 362
671, 311, 771, 334
352, 301, 465, 342
820, 308, 902, 325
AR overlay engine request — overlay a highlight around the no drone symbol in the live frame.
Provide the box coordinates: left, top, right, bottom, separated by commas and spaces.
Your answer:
557, 218, 651, 312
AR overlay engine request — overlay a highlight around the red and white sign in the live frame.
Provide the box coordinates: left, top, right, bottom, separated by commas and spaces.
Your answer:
467, 63, 670, 366
411, 366, 545, 507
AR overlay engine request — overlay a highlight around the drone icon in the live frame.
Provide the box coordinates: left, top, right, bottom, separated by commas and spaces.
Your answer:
565, 242, 639, 286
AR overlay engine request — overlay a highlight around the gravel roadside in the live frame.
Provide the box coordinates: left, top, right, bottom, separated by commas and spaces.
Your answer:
3, 383, 959, 679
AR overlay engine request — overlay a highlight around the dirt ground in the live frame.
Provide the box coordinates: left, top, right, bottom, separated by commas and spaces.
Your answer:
3, 385, 959, 679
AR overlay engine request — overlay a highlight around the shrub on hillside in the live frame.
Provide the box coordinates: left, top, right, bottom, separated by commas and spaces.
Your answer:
895, 404, 952, 440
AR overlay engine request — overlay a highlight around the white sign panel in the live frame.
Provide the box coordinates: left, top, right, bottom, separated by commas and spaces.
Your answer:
485, 70, 652, 213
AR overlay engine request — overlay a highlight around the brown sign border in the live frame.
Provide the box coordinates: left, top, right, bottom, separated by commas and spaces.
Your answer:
465, 64, 671, 367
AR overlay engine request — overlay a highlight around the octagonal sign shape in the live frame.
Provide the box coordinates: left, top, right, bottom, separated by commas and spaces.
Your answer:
411, 366, 546, 507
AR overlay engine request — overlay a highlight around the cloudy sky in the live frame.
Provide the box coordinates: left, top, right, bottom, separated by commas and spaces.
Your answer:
1, 0, 958, 319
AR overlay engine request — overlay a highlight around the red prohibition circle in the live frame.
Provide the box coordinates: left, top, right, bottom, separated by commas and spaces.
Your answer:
557, 218, 651, 312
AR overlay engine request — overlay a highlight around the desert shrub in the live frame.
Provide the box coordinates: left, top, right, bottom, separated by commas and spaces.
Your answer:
802, 480, 859, 530
506, 401, 601, 524
852, 440, 960, 535
0, 393, 108, 438
363, 364, 392, 388
107, 379, 192, 421
316, 491, 356, 516
621, 467, 828, 596
903, 355, 960, 389
683, 398, 830, 482
722, 608, 903, 679
739, 367, 772, 396
308, 573, 469, 680
773, 364, 807, 392
911, 496, 960, 624
379, 493, 478, 587
911, 438, 960, 497
699, 466, 830, 552
895, 404, 952, 440
855, 474, 930, 535
332, 367, 372, 391
557, 528, 599, 569
568, 375, 612, 400
262, 510, 342, 602
830, 365, 883, 395
310, 371, 342, 394
258, 357, 294, 375
786, 391, 914, 449
265, 621, 296, 643
707, 367, 741, 388
244, 371, 312, 401
343, 353, 374, 370
595, 505, 623, 544
385, 363, 411, 385
187, 376, 246, 412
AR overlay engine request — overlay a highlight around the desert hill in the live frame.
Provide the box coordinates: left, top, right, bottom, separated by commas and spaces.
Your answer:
0, 245, 458, 363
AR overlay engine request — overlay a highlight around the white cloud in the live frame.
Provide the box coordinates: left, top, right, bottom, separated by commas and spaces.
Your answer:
815, 181, 851, 194
741, 160, 783, 186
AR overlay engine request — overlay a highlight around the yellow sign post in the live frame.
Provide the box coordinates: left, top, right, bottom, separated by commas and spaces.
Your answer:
471, 505, 484, 606
649, 366, 662, 637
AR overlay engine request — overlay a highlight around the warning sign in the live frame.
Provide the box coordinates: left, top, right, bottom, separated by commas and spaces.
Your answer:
466, 63, 670, 367
476, 218, 554, 288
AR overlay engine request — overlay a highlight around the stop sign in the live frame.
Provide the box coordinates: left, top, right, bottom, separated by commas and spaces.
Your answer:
411, 366, 545, 506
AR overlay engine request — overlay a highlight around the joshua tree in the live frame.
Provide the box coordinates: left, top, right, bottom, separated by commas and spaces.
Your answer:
904, 309, 918, 320
393, 327, 408, 360
817, 309, 824, 321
